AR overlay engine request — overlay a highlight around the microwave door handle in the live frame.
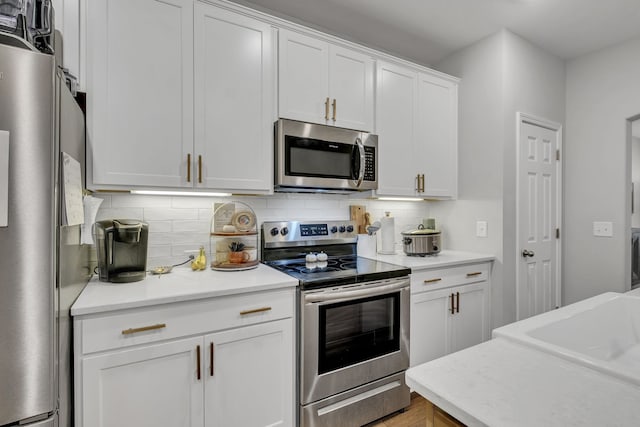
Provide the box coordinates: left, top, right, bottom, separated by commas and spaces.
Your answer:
355, 137, 365, 187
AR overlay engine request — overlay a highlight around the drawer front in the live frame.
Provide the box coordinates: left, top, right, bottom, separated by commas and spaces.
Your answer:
79, 288, 295, 355
411, 262, 490, 294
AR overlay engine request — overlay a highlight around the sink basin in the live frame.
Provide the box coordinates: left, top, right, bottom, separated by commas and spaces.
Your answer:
493, 292, 640, 384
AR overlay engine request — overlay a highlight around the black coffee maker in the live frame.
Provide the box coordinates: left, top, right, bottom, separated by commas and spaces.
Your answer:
94, 219, 149, 283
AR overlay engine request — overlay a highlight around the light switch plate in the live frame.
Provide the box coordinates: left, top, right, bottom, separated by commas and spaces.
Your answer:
476, 221, 488, 238
593, 221, 613, 237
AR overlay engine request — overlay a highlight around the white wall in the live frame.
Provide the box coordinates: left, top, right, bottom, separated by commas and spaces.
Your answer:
632, 136, 640, 228
433, 29, 565, 328
432, 31, 506, 328
565, 37, 640, 303
93, 193, 432, 267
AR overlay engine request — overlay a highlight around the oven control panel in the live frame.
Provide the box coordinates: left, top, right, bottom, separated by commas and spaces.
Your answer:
262, 220, 357, 248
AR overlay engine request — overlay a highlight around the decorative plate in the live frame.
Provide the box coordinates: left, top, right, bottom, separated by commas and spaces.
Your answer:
231, 210, 256, 232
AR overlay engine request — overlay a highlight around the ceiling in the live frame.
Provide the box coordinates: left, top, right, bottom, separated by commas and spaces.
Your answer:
230, 0, 640, 66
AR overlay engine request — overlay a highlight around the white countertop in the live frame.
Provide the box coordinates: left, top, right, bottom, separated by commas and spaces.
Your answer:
363, 250, 494, 271
406, 337, 640, 427
71, 264, 298, 316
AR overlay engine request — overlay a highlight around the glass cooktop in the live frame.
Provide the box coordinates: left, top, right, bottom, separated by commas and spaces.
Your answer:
264, 255, 410, 289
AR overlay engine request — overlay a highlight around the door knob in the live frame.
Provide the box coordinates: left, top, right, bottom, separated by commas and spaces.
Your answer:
521, 249, 535, 258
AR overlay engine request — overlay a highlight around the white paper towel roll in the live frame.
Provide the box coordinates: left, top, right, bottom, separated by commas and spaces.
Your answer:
379, 211, 395, 254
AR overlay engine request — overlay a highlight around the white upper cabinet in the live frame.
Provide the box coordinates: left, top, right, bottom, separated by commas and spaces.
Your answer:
87, 0, 193, 189
279, 29, 374, 132
416, 72, 458, 198
87, 0, 274, 193
375, 61, 418, 197
375, 60, 458, 198
194, 2, 274, 192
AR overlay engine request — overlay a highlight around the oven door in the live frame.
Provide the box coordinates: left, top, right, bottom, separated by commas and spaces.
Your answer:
300, 277, 409, 405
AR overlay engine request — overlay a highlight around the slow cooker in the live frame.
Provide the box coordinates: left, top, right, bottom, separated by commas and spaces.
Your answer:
401, 225, 441, 256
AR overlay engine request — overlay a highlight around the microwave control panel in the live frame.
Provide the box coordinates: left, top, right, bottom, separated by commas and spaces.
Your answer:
364, 146, 376, 181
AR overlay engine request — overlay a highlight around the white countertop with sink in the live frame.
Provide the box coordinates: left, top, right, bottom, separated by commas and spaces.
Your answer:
71, 264, 297, 316
362, 249, 495, 271
407, 291, 640, 426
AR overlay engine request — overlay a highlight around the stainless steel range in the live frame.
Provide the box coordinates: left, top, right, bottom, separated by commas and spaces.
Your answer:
262, 220, 411, 427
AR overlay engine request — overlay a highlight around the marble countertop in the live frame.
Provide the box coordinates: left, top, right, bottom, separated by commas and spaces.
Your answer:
362, 250, 495, 271
406, 337, 640, 427
71, 264, 298, 316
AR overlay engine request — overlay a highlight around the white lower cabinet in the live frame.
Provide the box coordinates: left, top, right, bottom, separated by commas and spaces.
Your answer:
410, 263, 491, 367
82, 337, 204, 426
204, 320, 292, 427
74, 288, 295, 427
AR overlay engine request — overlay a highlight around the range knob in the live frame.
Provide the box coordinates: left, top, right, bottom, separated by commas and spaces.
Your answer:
339, 225, 346, 233
330, 226, 338, 233
280, 227, 289, 236
346, 225, 354, 233
270, 227, 279, 236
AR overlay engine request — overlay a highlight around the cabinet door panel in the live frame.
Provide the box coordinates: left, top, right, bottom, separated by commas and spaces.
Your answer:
88, 0, 193, 188
375, 61, 418, 196
194, 3, 274, 192
205, 319, 294, 427
417, 73, 458, 198
410, 289, 450, 367
278, 29, 329, 125
82, 337, 204, 427
450, 284, 487, 354
329, 45, 374, 131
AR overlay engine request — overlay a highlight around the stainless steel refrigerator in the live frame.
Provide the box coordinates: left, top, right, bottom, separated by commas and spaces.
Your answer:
0, 33, 90, 427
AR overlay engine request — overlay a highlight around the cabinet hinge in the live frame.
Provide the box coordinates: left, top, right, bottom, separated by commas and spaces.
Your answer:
556, 228, 560, 239
556, 150, 560, 161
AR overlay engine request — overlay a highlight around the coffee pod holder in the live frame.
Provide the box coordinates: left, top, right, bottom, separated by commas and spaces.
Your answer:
210, 201, 259, 271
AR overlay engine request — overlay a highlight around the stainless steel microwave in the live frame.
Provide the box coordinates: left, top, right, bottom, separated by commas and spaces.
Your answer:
274, 119, 378, 192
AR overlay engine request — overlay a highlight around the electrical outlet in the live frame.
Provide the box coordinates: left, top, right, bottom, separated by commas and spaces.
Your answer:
593, 221, 613, 237
476, 221, 488, 238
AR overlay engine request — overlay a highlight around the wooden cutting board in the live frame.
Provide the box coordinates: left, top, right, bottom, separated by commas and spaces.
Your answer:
350, 205, 366, 234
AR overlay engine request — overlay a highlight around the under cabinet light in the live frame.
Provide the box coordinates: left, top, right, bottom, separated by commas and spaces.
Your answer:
130, 190, 232, 197
376, 197, 425, 202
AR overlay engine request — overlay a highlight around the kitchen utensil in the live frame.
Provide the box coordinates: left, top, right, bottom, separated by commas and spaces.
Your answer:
350, 205, 366, 234
367, 220, 380, 236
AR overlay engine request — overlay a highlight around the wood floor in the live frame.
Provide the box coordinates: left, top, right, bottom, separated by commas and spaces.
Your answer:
364, 393, 427, 427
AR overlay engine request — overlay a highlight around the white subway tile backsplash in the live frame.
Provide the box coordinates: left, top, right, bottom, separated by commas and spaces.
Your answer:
173, 220, 210, 233
96, 208, 144, 221
144, 220, 172, 233
144, 208, 199, 221
94, 193, 432, 265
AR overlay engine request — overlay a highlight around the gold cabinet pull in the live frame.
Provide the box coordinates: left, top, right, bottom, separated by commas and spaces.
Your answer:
466, 272, 482, 277
325, 97, 330, 120
420, 174, 425, 192
198, 155, 202, 184
415, 174, 421, 192
240, 306, 272, 316
456, 291, 460, 313
332, 98, 337, 121
187, 153, 192, 183
210, 342, 214, 377
196, 345, 201, 380
423, 278, 442, 284
449, 294, 455, 314
121, 323, 166, 335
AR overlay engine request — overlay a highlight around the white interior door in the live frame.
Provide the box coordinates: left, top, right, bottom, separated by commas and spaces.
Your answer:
517, 114, 562, 320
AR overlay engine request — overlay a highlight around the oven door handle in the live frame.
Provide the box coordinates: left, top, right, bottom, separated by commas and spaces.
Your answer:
304, 280, 409, 303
